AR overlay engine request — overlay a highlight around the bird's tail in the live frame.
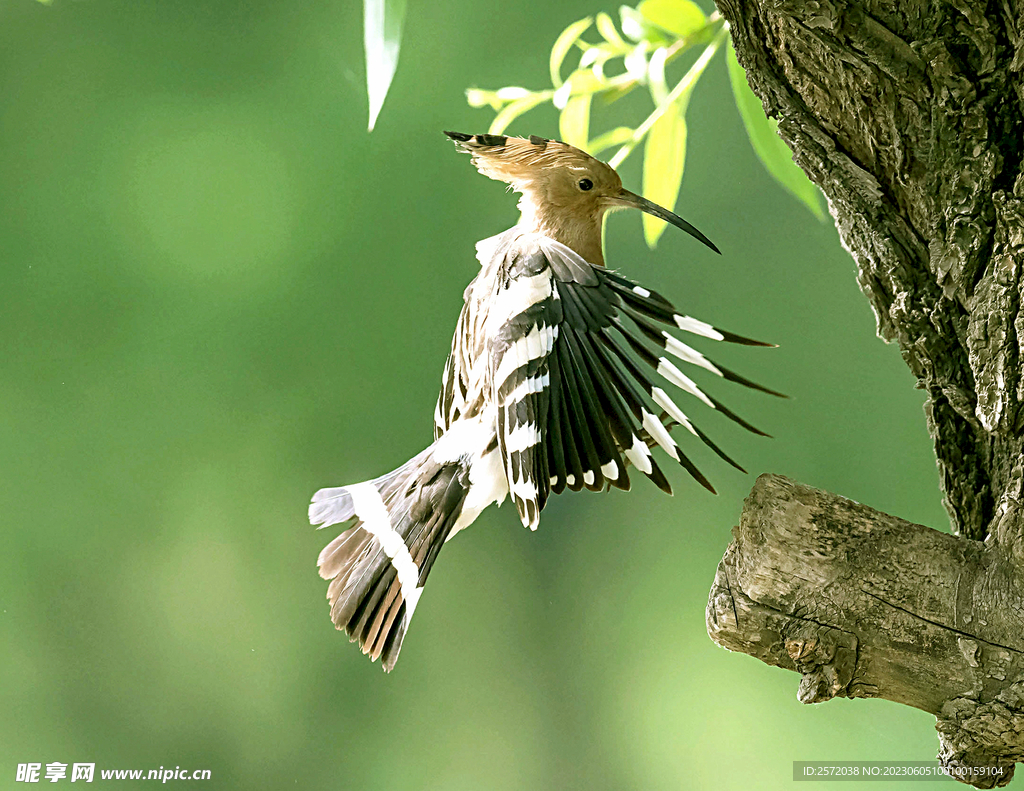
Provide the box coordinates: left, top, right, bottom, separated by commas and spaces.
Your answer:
309, 444, 471, 671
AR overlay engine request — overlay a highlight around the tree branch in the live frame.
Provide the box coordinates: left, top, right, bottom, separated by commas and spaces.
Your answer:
708, 475, 1024, 787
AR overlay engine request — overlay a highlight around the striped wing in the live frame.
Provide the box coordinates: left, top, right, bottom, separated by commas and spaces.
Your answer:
435, 229, 522, 440
490, 234, 781, 529
434, 307, 470, 440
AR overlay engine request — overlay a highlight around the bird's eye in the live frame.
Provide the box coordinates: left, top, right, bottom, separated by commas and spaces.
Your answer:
578, 178, 594, 192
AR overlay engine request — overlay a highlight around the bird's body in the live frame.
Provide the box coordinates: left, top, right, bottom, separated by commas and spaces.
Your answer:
309, 133, 779, 670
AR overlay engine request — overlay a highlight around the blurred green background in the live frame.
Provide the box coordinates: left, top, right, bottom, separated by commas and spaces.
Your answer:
0, 1, 992, 789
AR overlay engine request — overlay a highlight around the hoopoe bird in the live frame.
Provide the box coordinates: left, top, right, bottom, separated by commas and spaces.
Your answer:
309, 131, 781, 671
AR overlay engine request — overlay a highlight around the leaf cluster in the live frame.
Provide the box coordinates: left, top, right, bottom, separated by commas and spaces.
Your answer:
465, 1, 824, 245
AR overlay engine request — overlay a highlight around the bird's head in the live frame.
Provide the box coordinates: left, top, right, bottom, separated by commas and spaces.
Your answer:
445, 131, 718, 263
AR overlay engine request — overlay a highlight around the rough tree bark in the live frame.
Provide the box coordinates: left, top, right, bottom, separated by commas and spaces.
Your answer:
708, 1, 1024, 786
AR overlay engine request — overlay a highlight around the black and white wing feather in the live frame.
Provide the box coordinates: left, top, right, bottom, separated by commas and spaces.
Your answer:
488, 233, 780, 529
434, 308, 469, 440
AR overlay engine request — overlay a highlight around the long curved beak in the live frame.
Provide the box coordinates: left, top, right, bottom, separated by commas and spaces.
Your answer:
608, 189, 720, 254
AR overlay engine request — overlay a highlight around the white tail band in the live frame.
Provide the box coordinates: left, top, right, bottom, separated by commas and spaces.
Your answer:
346, 482, 423, 615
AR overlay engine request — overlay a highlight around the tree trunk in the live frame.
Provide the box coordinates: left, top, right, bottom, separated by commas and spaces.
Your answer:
710, 1, 1024, 785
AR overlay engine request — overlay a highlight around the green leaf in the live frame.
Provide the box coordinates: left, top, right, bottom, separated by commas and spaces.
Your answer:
466, 89, 500, 110
579, 46, 603, 69
637, 0, 706, 39
648, 46, 669, 105
364, 0, 407, 131
550, 16, 592, 88
490, 94, 549, 135
588, 126, 636, 155
619, 5, 671, 46
554, 69, 604, 109
618, 6, 645, 41
599, 81, 639, 106
623, 42, 650, 80
568, 69, 605, 94
726, 43, 824, 219
560, 94, 592, 149
642, 99, 687, 247
595, 12, 627, 50
496, 86, 533, 101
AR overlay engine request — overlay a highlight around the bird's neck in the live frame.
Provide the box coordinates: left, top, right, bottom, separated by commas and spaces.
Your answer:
516, 197, 605, 266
